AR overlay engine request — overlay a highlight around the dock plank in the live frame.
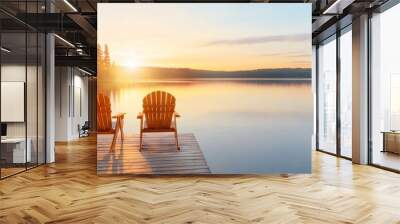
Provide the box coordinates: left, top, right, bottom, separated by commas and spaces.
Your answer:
97, 133, 211, 175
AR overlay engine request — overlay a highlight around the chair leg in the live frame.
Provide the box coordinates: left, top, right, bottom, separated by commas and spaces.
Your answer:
111, 130, 117, 152
139, 131, 143, 151
174, 130, 180, 150
111, 119, 121, 151
119, 117, 125, 142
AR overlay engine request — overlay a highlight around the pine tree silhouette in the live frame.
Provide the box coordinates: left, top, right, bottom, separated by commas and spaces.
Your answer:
98, 44, 117, 88
104, 44, 111, 73
97, 44, 104, 83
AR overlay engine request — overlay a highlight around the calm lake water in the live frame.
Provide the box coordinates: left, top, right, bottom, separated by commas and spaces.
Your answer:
106, 78, 313, 173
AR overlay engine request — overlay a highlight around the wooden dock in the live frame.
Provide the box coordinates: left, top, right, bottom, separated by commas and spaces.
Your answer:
97, 133, 210, 175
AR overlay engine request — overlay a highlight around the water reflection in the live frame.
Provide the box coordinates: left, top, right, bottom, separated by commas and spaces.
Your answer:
103, 79, 313, 173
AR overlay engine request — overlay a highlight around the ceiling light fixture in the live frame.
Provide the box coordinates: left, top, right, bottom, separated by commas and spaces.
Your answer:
76, 48, 84, 55
323, 0, 341, 14
63, 0, 78, 12
54, 34, 75, 48
322, 0, 354, 15
1, 47, 11, 53
78, 67, 93, 76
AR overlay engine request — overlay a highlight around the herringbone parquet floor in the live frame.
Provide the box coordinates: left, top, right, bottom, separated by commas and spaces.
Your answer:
1, 136, 400, 224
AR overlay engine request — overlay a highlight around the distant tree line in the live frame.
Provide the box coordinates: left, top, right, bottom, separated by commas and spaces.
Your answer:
97, 44, 117, 91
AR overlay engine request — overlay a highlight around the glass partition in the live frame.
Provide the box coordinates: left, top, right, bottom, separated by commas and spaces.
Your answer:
1, 31, 28, 177
0, 3, 46, 179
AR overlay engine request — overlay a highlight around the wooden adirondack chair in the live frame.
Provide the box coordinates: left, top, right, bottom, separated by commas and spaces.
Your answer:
137, 91, 180, 151
97, 93, 125, 150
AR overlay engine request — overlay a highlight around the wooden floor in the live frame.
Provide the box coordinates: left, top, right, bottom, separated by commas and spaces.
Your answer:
1, 163, 44, 178
0, 167, 26, 178
1, 136, 400, 223
97, 133, 210, 175
373, 151, 400, 171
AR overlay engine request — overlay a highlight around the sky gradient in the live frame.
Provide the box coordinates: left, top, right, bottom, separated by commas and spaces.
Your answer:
98, 3, 311, 71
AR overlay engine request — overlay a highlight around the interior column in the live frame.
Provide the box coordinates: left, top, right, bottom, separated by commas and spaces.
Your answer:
45, 0, 55, 163
352, 14, 369, 164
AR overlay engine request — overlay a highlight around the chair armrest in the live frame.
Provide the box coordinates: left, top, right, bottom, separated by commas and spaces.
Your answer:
174, 112, 181, 118
137, 112, 143, 119
112, 113, 126, 119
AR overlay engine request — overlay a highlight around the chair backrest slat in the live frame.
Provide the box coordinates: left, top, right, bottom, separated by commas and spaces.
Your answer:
97, 93, 112, 132
143, 91, 175, 129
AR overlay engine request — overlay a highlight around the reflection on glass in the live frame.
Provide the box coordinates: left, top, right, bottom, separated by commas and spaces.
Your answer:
38, 33, 46, 165
318, 37, 337, 154
27, 31, 38, 169
371, 3, 400, 171
340, 29, 352, 158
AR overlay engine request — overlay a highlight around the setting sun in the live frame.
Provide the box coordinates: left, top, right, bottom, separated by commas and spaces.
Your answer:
122, 60, 141, 70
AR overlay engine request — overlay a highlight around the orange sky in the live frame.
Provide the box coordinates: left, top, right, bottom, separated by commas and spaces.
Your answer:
98, 4, 311, 71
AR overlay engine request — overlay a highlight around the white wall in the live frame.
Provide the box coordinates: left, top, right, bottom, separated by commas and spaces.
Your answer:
1, 63, 46, 164
1, 65, 33, 137
1, 65, 26, 143
55, 67, 70, 141
71, 73, 89, 138
54, 67, 89, 141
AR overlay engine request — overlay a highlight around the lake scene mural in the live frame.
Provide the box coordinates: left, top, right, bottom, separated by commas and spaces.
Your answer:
97, 3, 312, 174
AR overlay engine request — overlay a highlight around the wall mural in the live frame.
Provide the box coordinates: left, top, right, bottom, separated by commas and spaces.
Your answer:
97, 3, 312, 174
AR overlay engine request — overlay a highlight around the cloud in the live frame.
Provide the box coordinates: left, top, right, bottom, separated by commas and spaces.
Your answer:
204, 33, 309, 46
261, 52, 311, 58
290, 60, 311, 65
287, 53, 311, 58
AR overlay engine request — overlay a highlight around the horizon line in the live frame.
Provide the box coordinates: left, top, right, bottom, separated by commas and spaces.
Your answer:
112, 65, 311, 72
